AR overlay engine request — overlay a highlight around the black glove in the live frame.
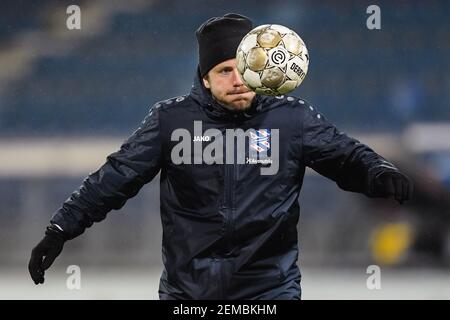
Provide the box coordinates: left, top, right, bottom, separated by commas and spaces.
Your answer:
372, 170, 414, 204
28, 224, 66, 285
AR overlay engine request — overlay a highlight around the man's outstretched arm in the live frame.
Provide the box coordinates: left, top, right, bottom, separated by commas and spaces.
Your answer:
300, 101, 413, 203
28, 104, 162, 284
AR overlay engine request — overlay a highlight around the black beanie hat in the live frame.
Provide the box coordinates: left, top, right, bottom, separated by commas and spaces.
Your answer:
196, 13, 253, 78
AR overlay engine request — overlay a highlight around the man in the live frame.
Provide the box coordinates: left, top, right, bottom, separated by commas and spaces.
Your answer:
29, 13, 413, 300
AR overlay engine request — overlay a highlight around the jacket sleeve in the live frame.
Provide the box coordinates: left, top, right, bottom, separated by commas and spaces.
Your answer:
50, 105, 162, 239
300, 101, 400, 197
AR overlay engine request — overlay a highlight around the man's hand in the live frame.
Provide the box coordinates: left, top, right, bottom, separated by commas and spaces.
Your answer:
28, 225, 66, 285
373, 170, 414, 204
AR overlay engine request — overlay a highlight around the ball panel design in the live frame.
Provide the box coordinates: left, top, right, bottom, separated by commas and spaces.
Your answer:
261, 67, 285, 89
243, 69, 262, 88
246, 47, 268, 71
239, 34, 258, 54
257, 29, 282, 48
276, 80, 298, 95
236, 50, 246, 74
300, 46, 310, 67
282, 33, 302, 55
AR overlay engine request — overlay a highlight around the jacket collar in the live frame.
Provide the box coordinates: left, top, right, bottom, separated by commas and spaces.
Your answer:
190, 67, 264, 122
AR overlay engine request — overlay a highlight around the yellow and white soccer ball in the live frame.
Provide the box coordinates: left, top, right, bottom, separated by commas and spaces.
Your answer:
236, 24, 309, 96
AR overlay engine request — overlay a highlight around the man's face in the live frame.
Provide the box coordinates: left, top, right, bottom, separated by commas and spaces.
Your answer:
203, 59, 256, 111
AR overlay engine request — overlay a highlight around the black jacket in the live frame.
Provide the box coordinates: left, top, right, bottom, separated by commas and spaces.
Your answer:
51, 69, 399, 299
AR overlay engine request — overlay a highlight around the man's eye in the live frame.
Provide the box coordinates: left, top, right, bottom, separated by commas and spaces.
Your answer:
221, 69, 232, 74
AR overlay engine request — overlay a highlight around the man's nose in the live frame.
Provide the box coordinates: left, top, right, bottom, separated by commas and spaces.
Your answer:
232, 69, 244, 86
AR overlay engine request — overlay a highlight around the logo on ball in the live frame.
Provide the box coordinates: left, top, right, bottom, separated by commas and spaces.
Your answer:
269, 48, 287, 67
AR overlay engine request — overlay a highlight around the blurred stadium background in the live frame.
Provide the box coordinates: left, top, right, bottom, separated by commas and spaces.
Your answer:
1, 0, 450, 299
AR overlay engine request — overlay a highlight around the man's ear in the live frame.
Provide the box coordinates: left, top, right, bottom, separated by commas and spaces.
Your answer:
202, 76, 211, 89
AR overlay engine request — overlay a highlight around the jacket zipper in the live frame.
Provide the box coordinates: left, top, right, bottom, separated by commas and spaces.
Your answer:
220, 116, 238, 299
224, 164, 234, 251
224, 115, 239, 253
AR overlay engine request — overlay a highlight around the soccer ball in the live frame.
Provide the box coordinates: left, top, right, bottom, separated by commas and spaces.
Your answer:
236, 24, 309, 96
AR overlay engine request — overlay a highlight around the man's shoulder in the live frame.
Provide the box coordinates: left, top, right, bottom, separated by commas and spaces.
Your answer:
148, 95, 196, 114
260, 94, 314, 114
